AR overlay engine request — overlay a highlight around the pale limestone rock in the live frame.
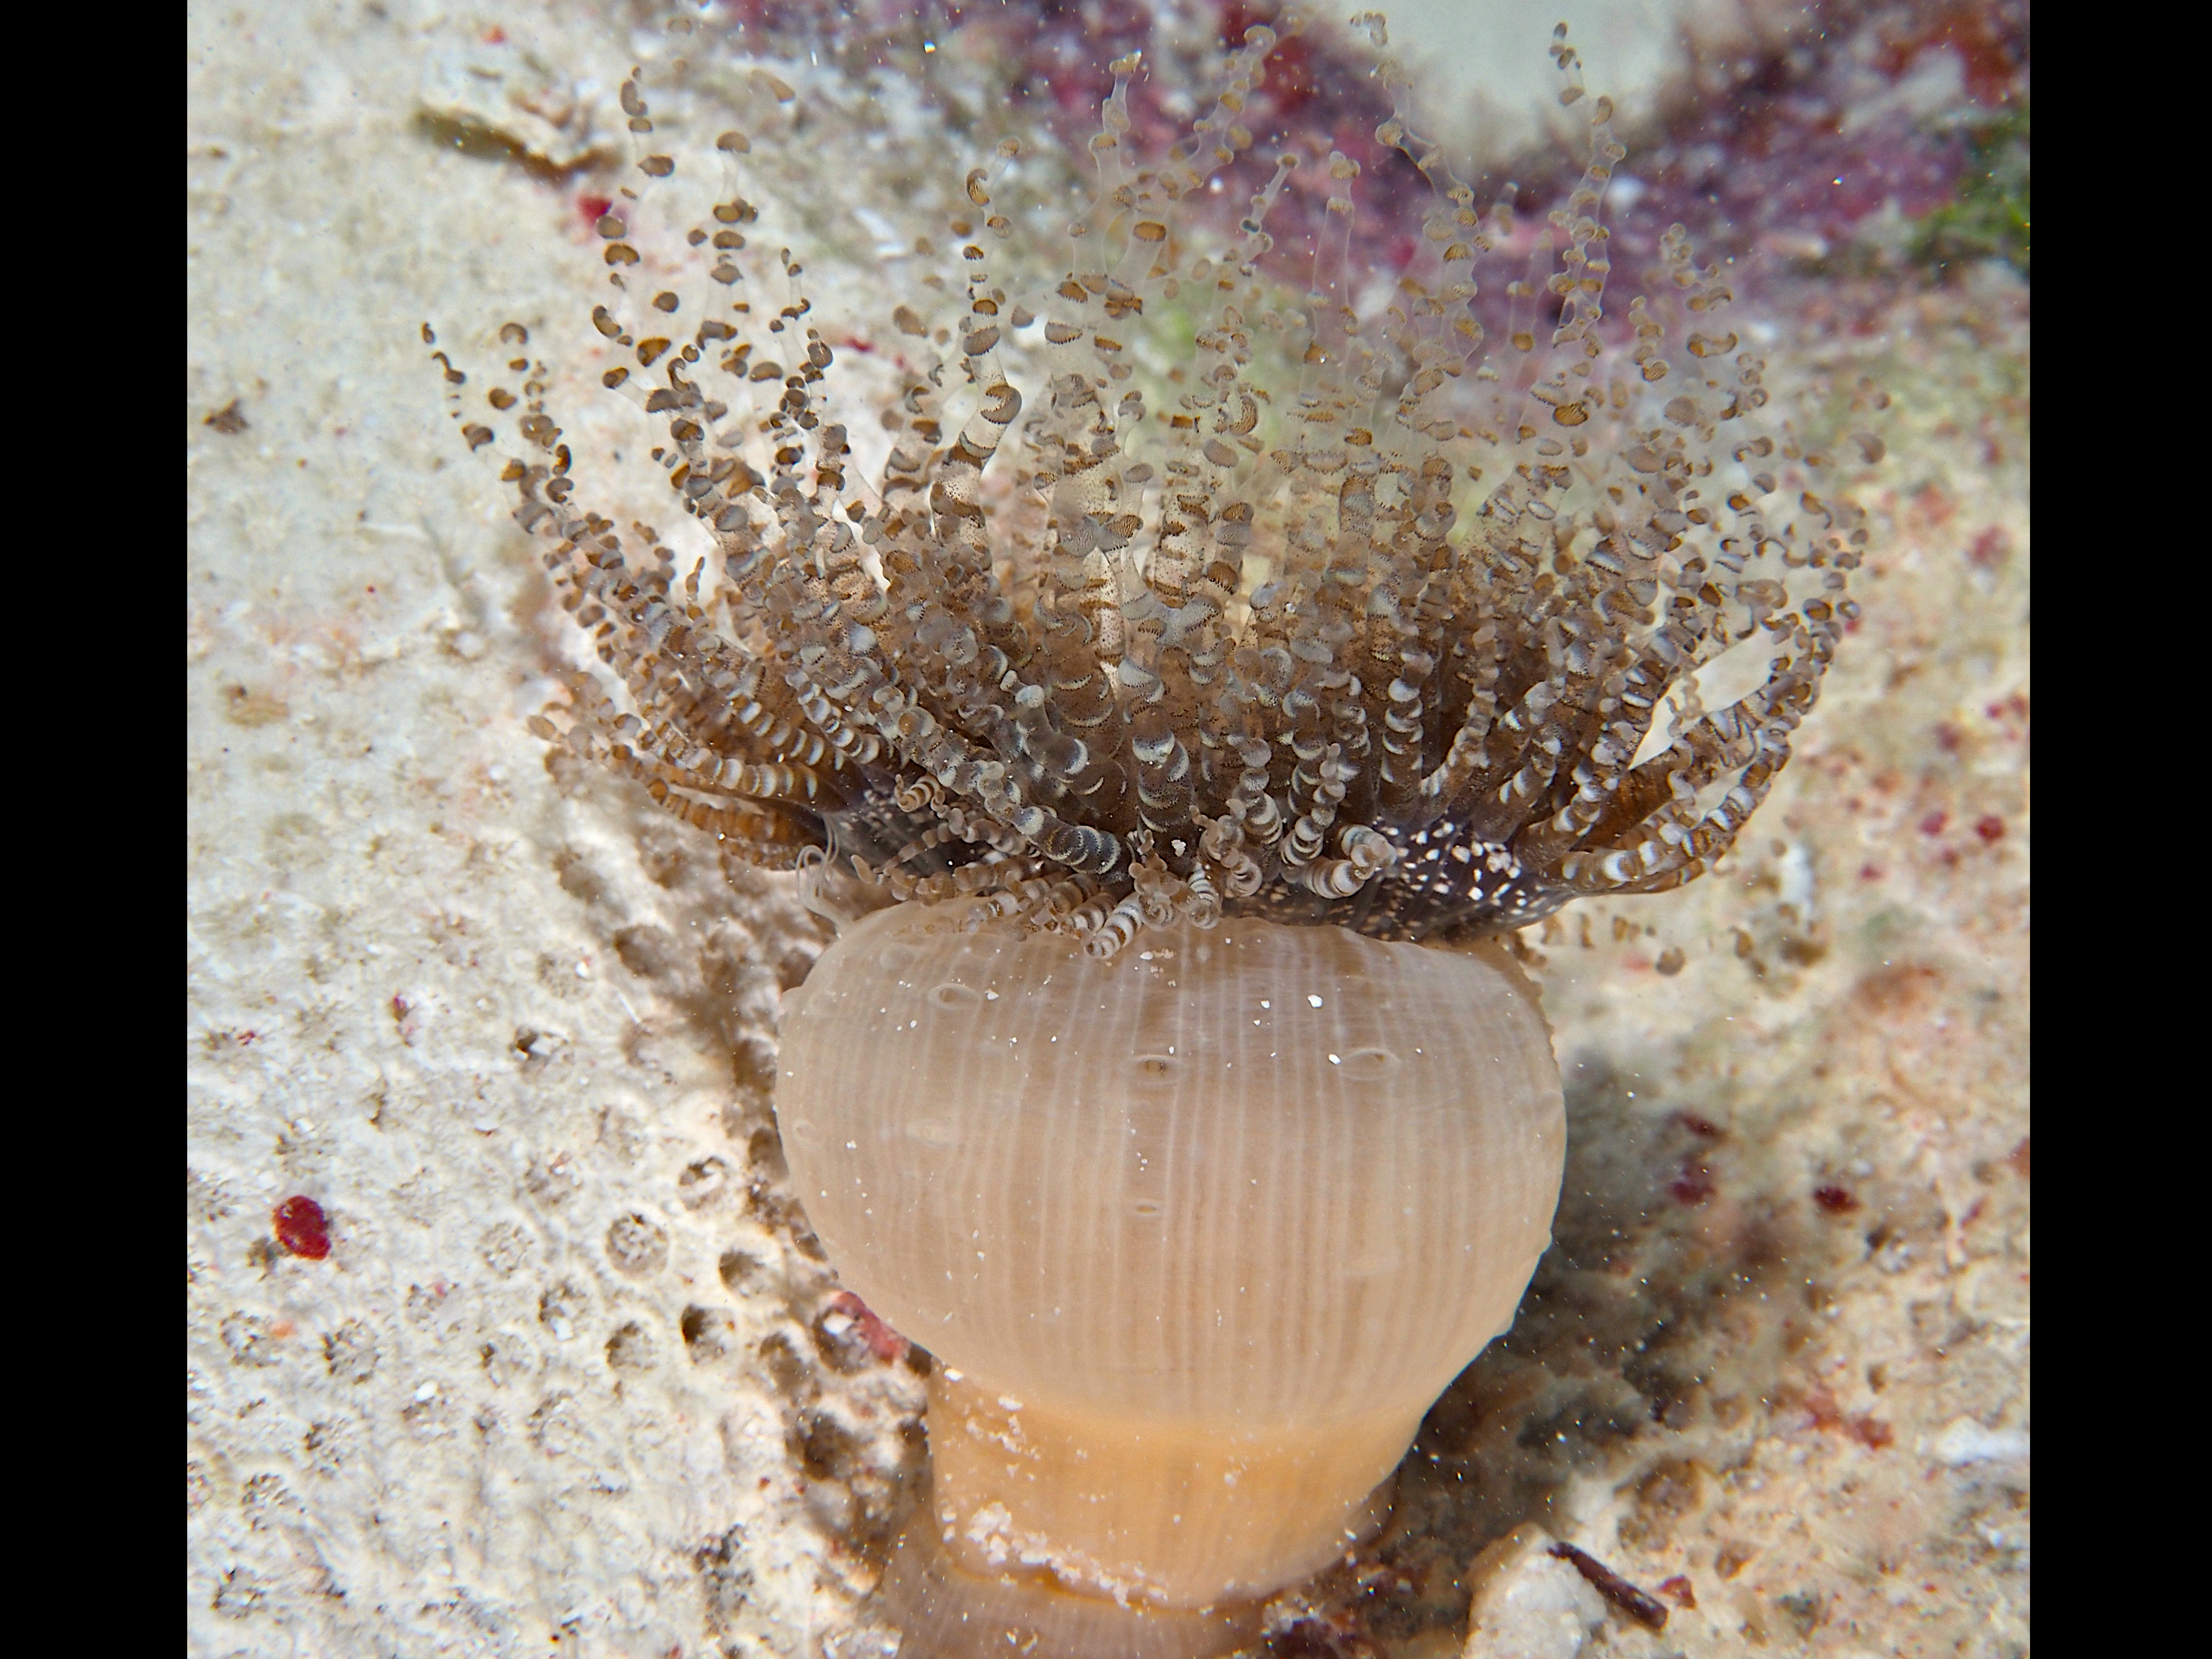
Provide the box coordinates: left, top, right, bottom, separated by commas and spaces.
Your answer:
1462, 1525, 1605, 1659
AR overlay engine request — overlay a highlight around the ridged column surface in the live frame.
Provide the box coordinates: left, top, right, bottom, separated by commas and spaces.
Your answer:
777, 906, 1564, 1604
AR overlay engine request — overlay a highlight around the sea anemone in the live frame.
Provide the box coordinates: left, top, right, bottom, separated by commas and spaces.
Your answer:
433, 12, 1883, 1654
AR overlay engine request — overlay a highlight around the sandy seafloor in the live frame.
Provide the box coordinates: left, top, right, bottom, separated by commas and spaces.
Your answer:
186, 2, 2029, 1654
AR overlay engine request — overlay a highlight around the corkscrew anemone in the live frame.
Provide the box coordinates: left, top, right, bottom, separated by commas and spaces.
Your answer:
436, 13, 1881, 1654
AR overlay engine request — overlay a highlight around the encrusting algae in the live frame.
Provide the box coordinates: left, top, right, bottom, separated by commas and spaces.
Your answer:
431, 12, 1886, 960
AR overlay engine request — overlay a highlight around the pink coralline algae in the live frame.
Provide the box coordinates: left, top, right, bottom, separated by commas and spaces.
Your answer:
1583, 0, 2030, 282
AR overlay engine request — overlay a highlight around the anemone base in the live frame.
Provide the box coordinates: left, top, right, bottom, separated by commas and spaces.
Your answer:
874, 1504, 1262, 1659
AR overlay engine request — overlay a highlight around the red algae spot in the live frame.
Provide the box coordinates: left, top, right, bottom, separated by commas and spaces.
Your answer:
1670, 1158, 1716, 1207
480, 25, 506, 46
1918, 811, 1948, 836
1974, 814, 2005, 844
1657, 1575, 1697, 1608
578, 194, 615, 234
1675, 1112, 1725, 1140
273, 1195, 331, 1260
1811, 1184, 1859, 1214
1873, 0, 2027, 107
1910, 482, 1959, 527
823, 1290, 907, 1364
1803, 1385, 1894, 1450
2007, 1137, 2030, 1179
1849, 1415, 1895, 1450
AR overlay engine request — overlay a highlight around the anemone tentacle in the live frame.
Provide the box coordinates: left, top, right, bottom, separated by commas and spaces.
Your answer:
452, 20, 1882, 954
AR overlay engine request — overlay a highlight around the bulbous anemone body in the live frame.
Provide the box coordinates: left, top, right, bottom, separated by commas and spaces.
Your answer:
776, 903, 1563, 1638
